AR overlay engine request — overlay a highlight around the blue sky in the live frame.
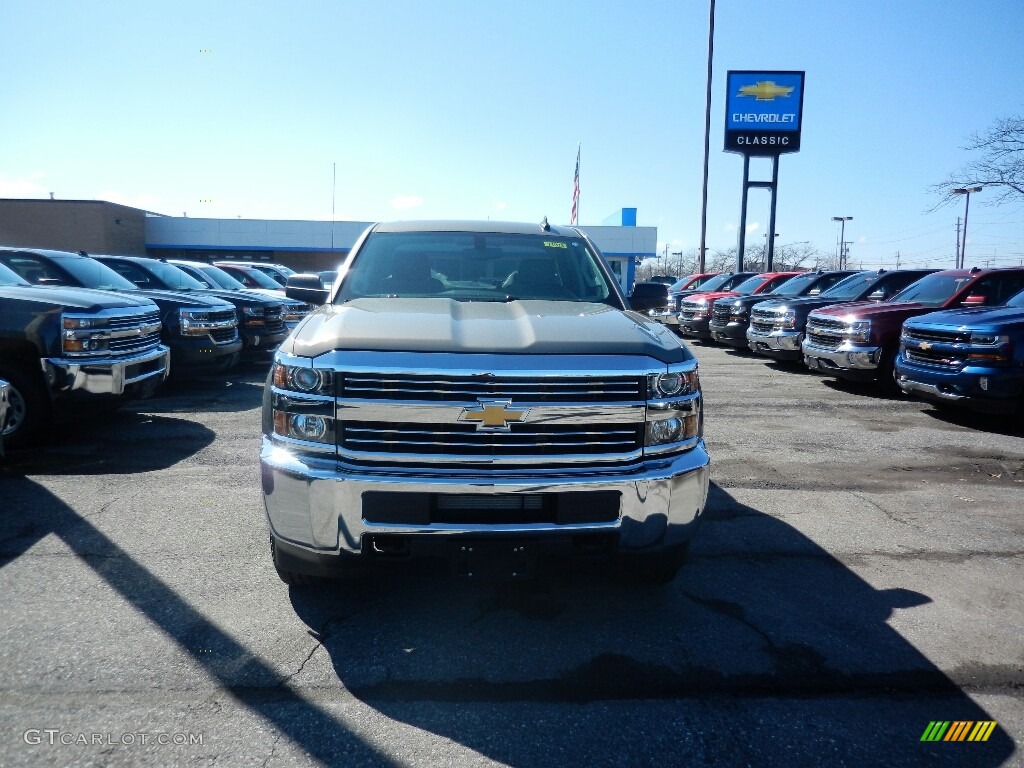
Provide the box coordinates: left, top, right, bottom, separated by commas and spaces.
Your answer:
1, 0, 1022, 269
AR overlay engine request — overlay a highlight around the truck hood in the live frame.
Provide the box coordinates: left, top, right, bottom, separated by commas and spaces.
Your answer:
127, 289, 235, 310
192, 288, 281, 307
283, 298, 692, 363
905, 305, 1024, 330
0, 285, 157, 311
810, 300, 930, 321
683, 290, 740, 303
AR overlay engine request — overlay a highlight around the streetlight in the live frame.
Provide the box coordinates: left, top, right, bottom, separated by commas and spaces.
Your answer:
952, 187, 982, 268
832, 216, 853, 269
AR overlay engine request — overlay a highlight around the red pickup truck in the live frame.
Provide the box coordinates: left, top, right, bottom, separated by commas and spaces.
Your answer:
802, 267, 1024, 383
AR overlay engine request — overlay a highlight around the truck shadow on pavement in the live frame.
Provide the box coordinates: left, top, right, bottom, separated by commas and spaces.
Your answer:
0, 465, 1015, 767
287, 482, 1015, 767
0, 472, 393, 765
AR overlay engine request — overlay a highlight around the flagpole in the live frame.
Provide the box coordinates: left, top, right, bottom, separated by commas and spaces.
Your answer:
577, 143, 580, 226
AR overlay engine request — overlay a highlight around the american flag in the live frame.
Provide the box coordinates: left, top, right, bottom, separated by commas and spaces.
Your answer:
570, 146, 580, 225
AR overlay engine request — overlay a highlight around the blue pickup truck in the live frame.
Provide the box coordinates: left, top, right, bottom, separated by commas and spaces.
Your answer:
895, 287, 1024, 414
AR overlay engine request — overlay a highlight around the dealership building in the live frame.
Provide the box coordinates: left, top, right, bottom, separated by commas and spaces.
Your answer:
0, 199, 655, 291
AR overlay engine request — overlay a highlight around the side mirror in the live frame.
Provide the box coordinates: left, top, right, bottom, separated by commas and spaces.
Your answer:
961, 294, 986, 307
866, 290, 886, 301
629, 282, 669, 313
286, 274, 329, 305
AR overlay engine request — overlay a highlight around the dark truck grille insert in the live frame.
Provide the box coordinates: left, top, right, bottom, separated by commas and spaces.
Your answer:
211, 327, 238, 343
108, 331, 162, 354
341, 421, 643, 457
903, 327, 972, 344
340, 374, 644, 403
363, 490, 620, 525
712, 304, 731, 323
109, 311, 160, 330
904, 348, 965, 368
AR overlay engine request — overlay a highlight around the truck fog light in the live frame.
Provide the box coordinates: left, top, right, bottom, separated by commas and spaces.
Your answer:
649, 417, 683, 444
290, 414, 328, 441
979, 376, 989, 391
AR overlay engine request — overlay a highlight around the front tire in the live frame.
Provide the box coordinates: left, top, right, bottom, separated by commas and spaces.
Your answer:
0, 363, 51, 449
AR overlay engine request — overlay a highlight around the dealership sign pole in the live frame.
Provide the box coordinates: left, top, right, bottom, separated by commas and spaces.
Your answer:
724, 71, 804, 271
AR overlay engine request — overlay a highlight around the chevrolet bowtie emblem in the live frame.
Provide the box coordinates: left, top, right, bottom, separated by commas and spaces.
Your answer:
919, 341, 932, 350
459, 400, 529, 431
737, 81, 794, 101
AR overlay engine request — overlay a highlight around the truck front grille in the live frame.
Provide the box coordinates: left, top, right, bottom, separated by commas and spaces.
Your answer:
341, 421, 643, 458
903, 327, 971, 345
340, 373, 644, 403
805, 316, 848, 350
712, 304, 731, 323
903, 348, 964, 369
264, 307, 285, 335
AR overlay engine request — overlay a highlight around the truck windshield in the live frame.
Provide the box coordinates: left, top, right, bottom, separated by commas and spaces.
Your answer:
0, 262, 31, 286
819, 272, 881, 301
57, 258, 139, 291
189, 264, 248, 290
682, 273, 732, 293
335, 231, 617, 304
889, 274, 974, 306
768, 272, 820, 297
143, 260, 208, 290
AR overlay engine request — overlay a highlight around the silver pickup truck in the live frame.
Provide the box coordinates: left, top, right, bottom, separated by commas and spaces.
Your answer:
261, 220, 710, 584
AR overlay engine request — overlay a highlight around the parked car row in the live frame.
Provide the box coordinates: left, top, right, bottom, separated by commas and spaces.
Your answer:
657, 266, 1024, 417
0, 247, 322, 448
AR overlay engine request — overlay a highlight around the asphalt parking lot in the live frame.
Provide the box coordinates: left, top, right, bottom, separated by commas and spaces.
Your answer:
1, 346, 1022, 767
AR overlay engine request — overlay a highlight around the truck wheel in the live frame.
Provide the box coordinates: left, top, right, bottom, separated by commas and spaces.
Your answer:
619, 543, 690, 586
271, 538, 324, 586
0, 363, 50, 449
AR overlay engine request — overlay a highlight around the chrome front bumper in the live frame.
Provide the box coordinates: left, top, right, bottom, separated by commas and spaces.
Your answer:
746, 327, 803, 352
42, 345, 170, 396
261, 437, 711, 556
801, 339, 882, 371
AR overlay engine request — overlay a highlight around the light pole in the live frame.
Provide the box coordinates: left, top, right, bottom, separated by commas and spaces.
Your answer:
832, 216, 853, 269
952, 187, 982, 268
763, 233, 779, 270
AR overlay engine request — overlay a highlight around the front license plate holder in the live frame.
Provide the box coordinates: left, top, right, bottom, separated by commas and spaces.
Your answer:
450, 539, 534, 580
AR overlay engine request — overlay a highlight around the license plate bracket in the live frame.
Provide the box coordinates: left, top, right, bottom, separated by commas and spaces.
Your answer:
451, 539, 534, 580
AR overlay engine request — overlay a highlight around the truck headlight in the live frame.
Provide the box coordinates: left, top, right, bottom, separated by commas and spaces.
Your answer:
777, 310, 797, 328
241, 305, 266, 326
272, 363, 333, 394
62, 314, 111, 356
647, 370, 699, 398
968, 334, 1012, 363
729, 302, 748, 321
846, 319, 871, 343
179, 308, 210, 336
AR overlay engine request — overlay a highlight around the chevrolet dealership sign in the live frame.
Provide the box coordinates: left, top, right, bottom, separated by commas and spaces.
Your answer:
725, 71, 804, 155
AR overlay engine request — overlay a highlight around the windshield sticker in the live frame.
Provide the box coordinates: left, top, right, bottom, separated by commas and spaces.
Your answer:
544, 241, 567, 248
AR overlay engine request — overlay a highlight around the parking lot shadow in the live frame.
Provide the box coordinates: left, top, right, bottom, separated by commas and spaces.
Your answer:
138, 367, 268, 414
287, 482, 1015, 767
1, 412, 216, 476
0, 475, 391, 764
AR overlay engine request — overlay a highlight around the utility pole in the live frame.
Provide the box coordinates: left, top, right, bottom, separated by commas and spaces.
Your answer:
955, 218, 962, 268
895, 251, 901, 269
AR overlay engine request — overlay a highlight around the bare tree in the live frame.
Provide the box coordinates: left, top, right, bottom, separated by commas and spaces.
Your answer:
929, 116, 1024, 208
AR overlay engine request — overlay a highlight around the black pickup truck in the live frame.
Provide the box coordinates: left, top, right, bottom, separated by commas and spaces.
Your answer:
93, 255, 288, 358
0, 261, 169, 447
0, 248, 242, 378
